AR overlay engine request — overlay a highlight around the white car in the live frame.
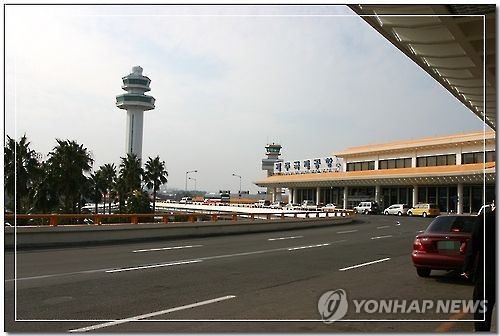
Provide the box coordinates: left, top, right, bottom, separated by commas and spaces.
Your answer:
383, 204, 410, 216
285, 203, 300, 210
254, 200, 270, 208
179, 197, 193, 204
321, 203, 337, 212
270, 201, 284, 209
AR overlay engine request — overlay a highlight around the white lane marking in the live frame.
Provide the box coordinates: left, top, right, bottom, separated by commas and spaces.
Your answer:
5, 268, 112, 282
68, 295, 236, 332
267, 236, 303, 241
339, 257, 391, 271
288, 243, 330, 251
106, 260, 202, 273
11, 240, 349, 281
370, 235, 393, 240
201, 240, 346, 260
336, 230, 358, 234
376, 225, 390, 229
133, 245, 203, 253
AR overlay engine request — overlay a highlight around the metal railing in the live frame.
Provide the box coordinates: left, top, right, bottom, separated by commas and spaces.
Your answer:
4, 210, 354, 227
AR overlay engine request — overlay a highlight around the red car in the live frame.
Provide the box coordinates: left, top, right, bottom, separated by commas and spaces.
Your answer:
412, 215, 477, 277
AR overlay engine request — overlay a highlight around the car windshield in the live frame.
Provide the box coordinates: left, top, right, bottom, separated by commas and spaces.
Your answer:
425, 216, 476, 233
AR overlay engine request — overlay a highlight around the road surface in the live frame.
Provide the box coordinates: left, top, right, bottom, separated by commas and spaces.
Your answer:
5, 215, 489, 332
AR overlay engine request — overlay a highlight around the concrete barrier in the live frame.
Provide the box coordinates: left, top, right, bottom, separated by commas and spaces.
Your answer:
4, 217, 353, 250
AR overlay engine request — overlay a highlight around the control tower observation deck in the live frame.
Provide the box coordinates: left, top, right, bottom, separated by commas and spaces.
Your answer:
262, 143, 283, 201
116, 66, 155, 161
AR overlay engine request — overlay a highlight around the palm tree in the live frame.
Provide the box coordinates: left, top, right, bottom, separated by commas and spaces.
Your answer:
4, 134, 40, 213
119, 153, 143, 194
144, 156, 168, 213
29, 161, 58, 214
89, 170, 105, 214
115, 175, 127, 214
127, 189, 152, 214
46, 139, 94, 213
118, 154, 143, 212
100, 163, 117, 214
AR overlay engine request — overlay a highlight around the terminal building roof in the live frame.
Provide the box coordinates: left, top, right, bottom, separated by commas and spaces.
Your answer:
334, 130, 495, 158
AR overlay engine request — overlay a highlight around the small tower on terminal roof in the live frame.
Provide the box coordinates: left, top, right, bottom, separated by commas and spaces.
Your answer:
261, 143, 283, 201
116, 66, 155, 162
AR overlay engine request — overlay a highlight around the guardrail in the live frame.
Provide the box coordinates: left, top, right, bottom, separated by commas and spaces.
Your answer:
4, 210, 353, 227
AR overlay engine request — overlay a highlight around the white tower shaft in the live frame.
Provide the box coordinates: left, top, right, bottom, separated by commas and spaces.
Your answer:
125, 108, 144, 160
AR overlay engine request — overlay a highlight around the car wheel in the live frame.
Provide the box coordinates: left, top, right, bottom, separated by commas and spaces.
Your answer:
384, 211, 389, 215
397, 211, 402, 216
354, 209, 358, 214
416, 267, 431, 277
408, 211, 412, 216
364, 209, 369, 215
422, 212, 427, 218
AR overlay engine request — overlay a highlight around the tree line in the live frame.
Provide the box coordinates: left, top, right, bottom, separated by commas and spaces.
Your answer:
4, 135, 168, 215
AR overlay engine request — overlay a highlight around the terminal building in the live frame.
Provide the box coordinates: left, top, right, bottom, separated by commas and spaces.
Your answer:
255, 130, 495, 214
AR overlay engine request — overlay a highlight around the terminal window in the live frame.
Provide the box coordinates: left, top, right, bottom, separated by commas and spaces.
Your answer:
347, 161, 375, 171
462, 151, 495, 164
379, 158, 412, 169
417, 154, 456, 167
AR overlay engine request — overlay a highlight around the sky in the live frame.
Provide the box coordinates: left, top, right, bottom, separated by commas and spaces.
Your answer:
4, 4, 488, 194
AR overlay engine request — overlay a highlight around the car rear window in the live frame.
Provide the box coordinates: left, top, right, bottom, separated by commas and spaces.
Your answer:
425, 216, 476, 233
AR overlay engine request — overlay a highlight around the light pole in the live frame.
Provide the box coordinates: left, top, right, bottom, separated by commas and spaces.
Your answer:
185, 170, 197, 192
232, 173, 242, 198
188, 177, 197, 191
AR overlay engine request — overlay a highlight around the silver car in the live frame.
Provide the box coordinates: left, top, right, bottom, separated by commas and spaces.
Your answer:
383, 204, 410, 216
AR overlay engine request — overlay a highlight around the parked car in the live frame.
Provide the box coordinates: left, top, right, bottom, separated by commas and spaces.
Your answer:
407, 203, 440, 217
383, 204, 410, 216
179, 197, 193, 204
321, 203, 337, 212
353, 201, 379, 215
254, 200, 270, 208
412, 215, 476, 277
284, 203, 300, 210
301, 200, 317, 211
203, 198, 220, 205
270, 201, 285, 209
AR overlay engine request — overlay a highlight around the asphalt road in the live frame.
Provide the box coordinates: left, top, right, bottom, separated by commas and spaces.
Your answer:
4, 215, 491, 333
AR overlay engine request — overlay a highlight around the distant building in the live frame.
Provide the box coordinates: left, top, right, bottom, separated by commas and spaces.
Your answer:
256, 130, 495, 214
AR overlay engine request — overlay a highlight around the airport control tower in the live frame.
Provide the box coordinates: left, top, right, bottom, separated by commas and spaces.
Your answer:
116, 66, 155, 161
261, 143, 283, 201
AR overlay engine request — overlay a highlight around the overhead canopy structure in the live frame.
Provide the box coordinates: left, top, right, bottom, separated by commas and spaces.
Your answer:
349, 4, 496, 130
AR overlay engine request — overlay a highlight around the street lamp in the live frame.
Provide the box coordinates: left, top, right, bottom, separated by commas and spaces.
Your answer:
185, 170, 198, 191
232, 173, 242, 198
188, 177, 197, 191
